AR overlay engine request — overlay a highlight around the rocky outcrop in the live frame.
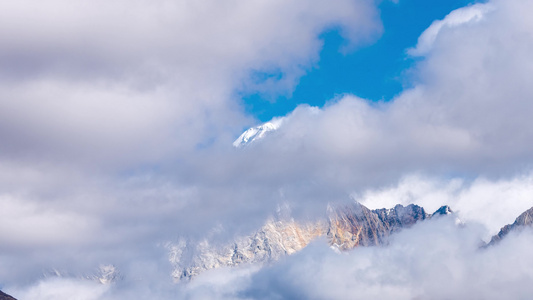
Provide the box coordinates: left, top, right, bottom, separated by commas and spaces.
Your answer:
488, 206, 533, 246
170, 202, 453, 281
327, 203, 431, 250
432, 205, 453, 216
169, 218, 326, 281
0, 290, 16, 300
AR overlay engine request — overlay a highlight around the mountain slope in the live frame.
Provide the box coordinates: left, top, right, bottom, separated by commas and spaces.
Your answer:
488, 206, 533, 246
170, 202, 453, 281
169, 218, 326, 281
233, 118, 283, 148
328, 203, 435, 250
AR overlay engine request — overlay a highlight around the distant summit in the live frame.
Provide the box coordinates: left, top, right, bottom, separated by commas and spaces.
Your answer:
488, 206, 533, 246
432, 205, 453, 216
170, 202, 454, 281
233, 118, 284, 148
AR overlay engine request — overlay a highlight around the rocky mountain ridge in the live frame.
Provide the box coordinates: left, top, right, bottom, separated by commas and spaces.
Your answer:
488, 206, 533, 246
169, 202, 454, 281
29, 203, 533, 287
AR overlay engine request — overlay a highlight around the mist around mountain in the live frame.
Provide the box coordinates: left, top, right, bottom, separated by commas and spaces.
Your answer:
170, 202, 454, 281
171, 201, 533, 284
176, 203, 533, 300
489, 206, 533, 246
5, 201, 533, 300
3, 0, 533, 299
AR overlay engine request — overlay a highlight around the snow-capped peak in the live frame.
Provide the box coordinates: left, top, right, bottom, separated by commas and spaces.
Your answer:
233, 118, 283, 148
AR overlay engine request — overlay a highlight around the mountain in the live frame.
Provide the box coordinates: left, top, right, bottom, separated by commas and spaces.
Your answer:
432, 205, 453, 216
169, 217, 326, 281
40, 264, 121, 285
0, 290, 16, 300
328, 203, 440, 250
233, 118, 283, 148
169, 202, 453, 281
488, 206, 533, 246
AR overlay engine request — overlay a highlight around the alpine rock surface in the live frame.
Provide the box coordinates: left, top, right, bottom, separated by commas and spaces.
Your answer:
169, 202, 454, 281
489, 206, 533, 246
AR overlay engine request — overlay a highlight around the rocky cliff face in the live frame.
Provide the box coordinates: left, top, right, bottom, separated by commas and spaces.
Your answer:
0, 290, 16, 300
489, 206, 533, 246
170, 202, 453, 281
169, 218, 326, 281
327, 203, 439, 250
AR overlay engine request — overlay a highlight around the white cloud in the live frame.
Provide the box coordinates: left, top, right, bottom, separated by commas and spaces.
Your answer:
9, 216, 533, 299
244, 0, 533, 188
180, 217, 533, 300
8, 278, 109, 300
0, 194, 97, 248
356, 174, 533, 238
0, 0, 384, 294
408, 3, 494, 56
0, 0, 382, 166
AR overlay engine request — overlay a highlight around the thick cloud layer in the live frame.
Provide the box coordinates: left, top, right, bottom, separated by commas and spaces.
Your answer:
0, 0, 383, 293
0, 0, 381, 166
237, 0, 533, 204
181, 217, 533, 300
356, 174, 533, 237
13, 216, 533, 300
3, 0, 533, 298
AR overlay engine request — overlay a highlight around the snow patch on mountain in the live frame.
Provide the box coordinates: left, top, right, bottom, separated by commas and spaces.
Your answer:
233, 118, 284, 148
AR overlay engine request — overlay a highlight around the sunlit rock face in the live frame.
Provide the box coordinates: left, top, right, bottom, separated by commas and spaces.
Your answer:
169, 218, 326, 281
489, 206, 533, 246
170, 202, 452, 281
327, 203, 431, 250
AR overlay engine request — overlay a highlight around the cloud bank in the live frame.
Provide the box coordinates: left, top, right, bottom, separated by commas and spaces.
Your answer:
0, 0, 381, 166
182, 217, 533, 300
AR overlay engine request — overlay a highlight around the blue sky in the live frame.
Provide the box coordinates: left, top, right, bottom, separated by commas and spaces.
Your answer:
244, 0, 478, 122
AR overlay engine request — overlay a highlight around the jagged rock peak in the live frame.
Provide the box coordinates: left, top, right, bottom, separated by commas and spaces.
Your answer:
170, 202, 455, 281
488, 206, 533, 246
327, 202, 430, 250
514, 206, 533, 226
432, 205, 453, 216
